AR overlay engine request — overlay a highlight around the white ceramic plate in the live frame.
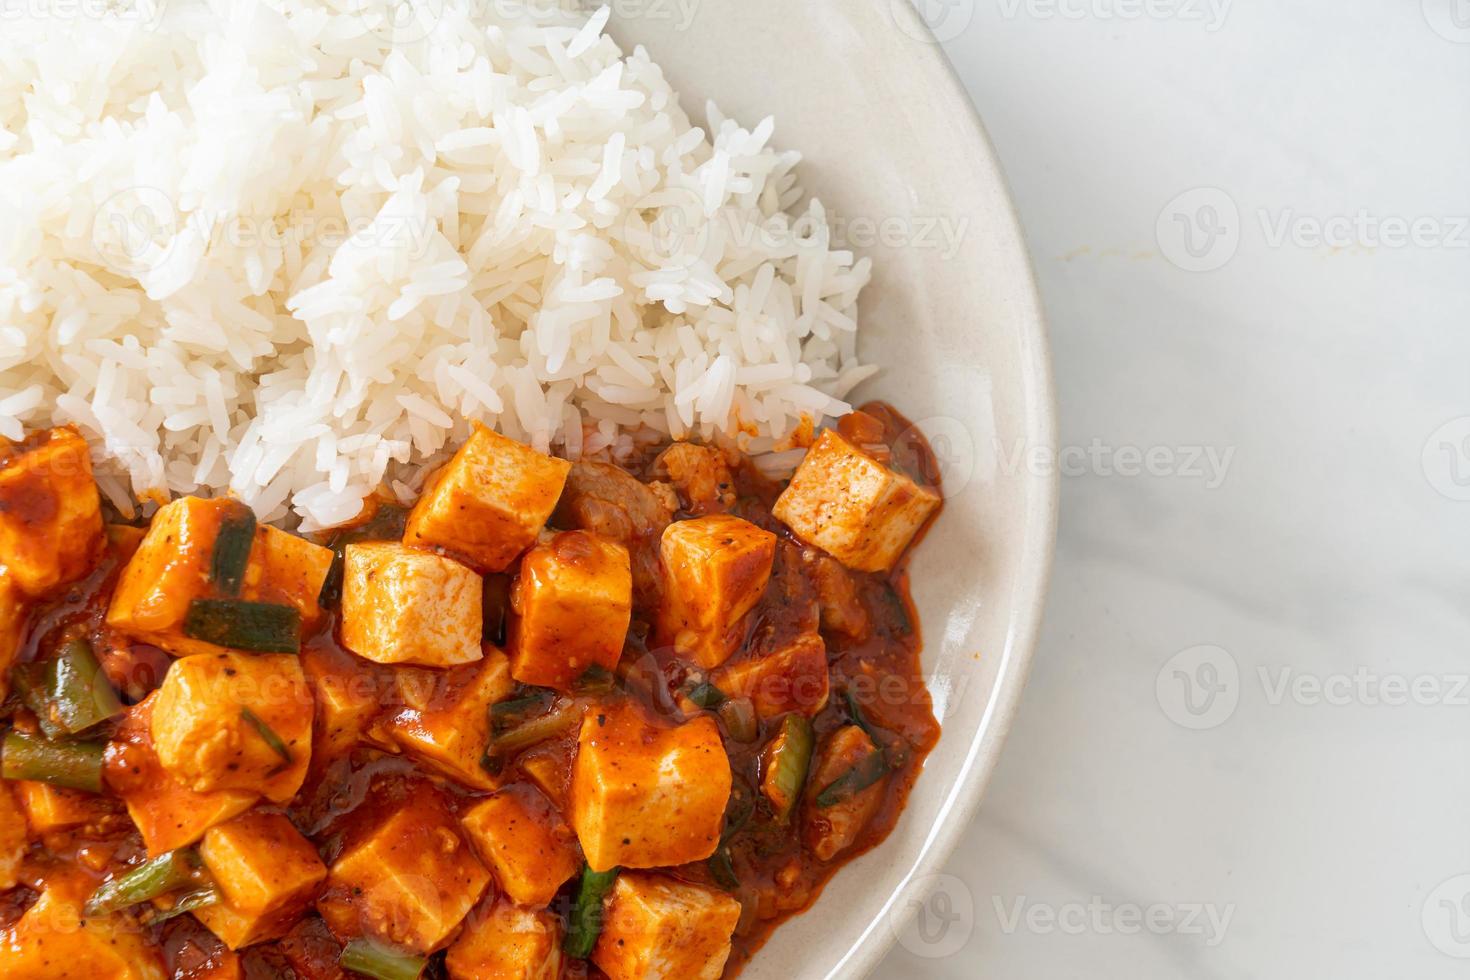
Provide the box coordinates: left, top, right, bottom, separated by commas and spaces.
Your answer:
612, 2, 1058, 976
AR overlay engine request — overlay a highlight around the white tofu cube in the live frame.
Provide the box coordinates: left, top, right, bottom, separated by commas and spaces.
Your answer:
592, 873, 741, 980
341, 542, 483, 667
772, 428, 941, 572
509, 530, 632, 691
569, 700, 730, 871
151, 652, 312, 803
655, 515, 776, 669
404, 423, 571, 572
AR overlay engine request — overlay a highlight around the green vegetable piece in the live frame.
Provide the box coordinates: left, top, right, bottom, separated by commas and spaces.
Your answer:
708, 845, 740, 891
182, 598, 301, 653
84, 850, 197, 917
141, 886, 219, 925
490, 698, 582, 755
210, 503, 257, 596
765, 714, 814, 823
11, 662, 64, 739
339, 938, 427, 980
240, 707, 292, 769
716, 696, 758, 743
489, 689, 556, 734
573, 664, 617, 696
46, 638, 124, 735
813, 749, 887, 809
1, 731, 105, 793
564, 865, 620, 959
686, 681, 726, 709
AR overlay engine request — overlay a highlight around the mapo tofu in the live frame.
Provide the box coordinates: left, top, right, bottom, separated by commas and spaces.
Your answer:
0, 404, 940, 979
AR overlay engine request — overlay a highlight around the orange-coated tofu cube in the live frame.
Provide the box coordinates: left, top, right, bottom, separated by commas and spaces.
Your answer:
773, 428, 940, 573
194, 811, 327, 949
446, 899, 561, 980
0, 427, 103, 596
713, 632, 829, 721
151, 652, 312, 803
0, 567, 25, 702
300, 646, 384, 759
106, 497, 333, 657
592, 874, 740, 980
802, 725, 887, 862
508, 531, 631, 691
460, 785, 578, 908
655, 515, 776, 669
110, 696, 258, 856
404, 423, 571, 573
0, 782, 27, 889
341, 542, 483, 667
14, 781, 113, 834
0, 868, 165, 979
386, 652, 511, 791
319, 794, 491, 953
569, 700, 730, 871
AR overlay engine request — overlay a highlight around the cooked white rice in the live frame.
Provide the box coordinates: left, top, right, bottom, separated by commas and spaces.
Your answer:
0, 0, 876, 529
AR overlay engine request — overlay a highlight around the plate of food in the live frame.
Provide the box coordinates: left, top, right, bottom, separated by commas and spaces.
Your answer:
0, 1, 1055, 977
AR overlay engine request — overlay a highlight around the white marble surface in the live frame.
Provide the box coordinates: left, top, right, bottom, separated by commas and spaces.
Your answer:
878, 2, 1470, 977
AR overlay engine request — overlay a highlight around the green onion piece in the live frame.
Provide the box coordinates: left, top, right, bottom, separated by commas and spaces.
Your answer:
716, 696, 758, 743
813, 749, 888, 809
843, 689, 909, 769
764, 714, 813, 823
141, 886, 219, 925
183, 598, 301, 654
573, 664, 617, 696
240, 708, 292, 768
686, 681, 726, 709
708, 845, 740, 891
209, 503, 257, 596
490, 698, 582, 755
84, 850, 197, 917
563, 865, 619, 959
339, 938, 426, 980
1, 731, 105, 793
11, 662, 65, 739
45, 638, 124, 735
489, 690, 556, 734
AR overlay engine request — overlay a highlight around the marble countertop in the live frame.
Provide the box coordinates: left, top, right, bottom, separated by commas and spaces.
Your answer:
878, 3, 1470, 977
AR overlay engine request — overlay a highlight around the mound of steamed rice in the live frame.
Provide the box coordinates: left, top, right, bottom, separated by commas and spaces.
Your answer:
0, 0, 875, 529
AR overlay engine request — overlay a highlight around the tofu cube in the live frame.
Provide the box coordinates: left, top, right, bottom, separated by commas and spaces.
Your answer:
802, 725, 888, 861
0, 567, 25, 702
300, 646, 384, 759
0, 426, 103, 596
446, 900, 561, 980
404, 423, 571, 573
0, 782, 24, 890
151, 652, 313, 802
460, 785, 579, 908
341, 542, 483, 667
569, 700, 730, 871
193, 811, 327, 949
773, 428, 941, 573
713, 632, 830, 721
14, 781, 114, 834
319, 795, 491, 953
106, 496, 333, 657
592, 874, 741, 980
509, 531, 631, 691
386, 651, 512, 791
110, 696, 257, 855
0, 871, 166, 979
656, 515, 776, 669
